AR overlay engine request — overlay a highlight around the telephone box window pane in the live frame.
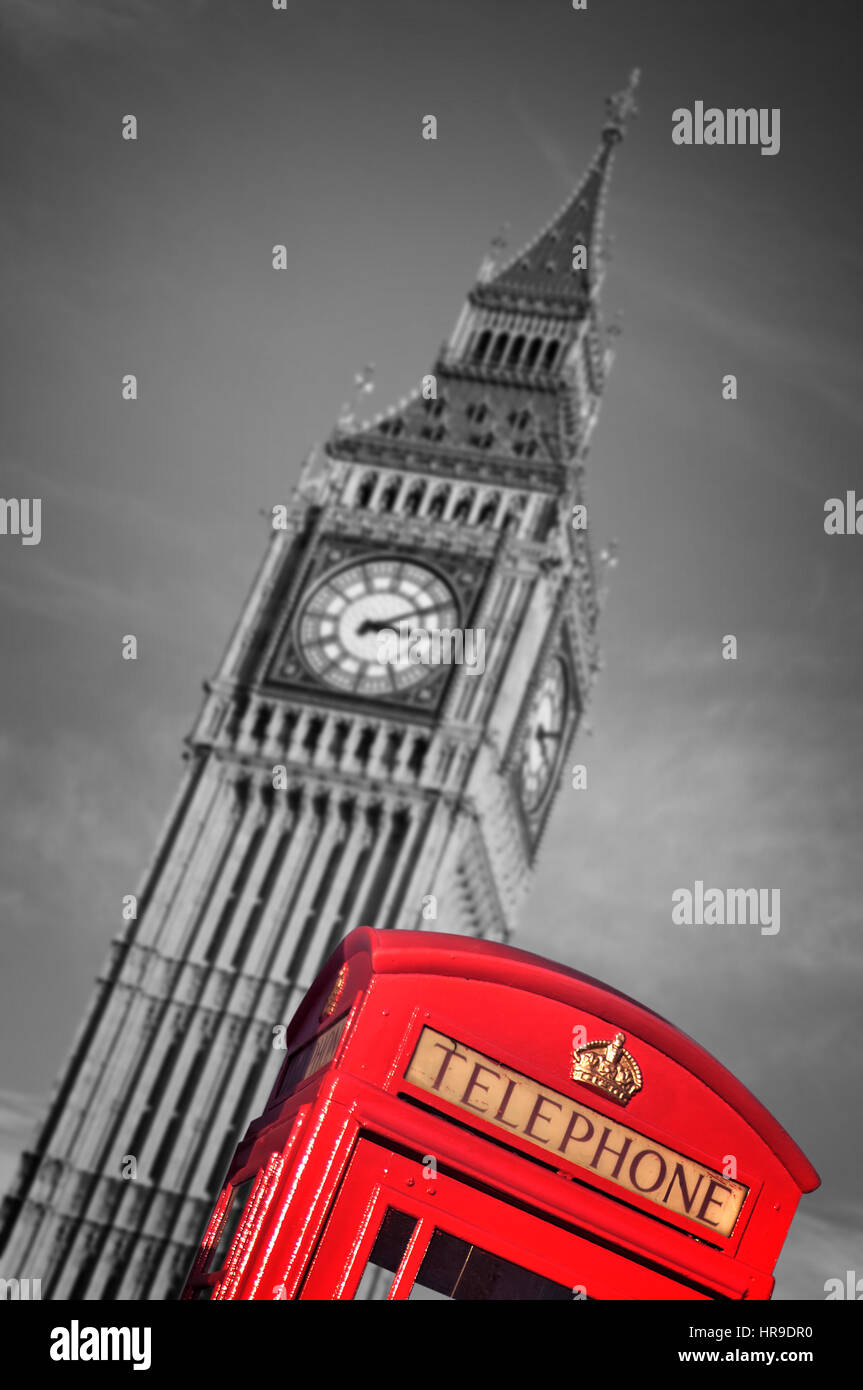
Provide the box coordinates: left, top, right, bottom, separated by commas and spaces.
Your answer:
206, 1177, 254, 1273
353, 1208, 417, 1301
409, 1229, 573, 1301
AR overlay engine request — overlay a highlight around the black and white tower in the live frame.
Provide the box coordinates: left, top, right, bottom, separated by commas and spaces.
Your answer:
0, 72, 638, 1300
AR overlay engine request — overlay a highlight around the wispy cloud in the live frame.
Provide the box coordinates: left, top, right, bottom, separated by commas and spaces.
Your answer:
506, 91, 582, 192
0, 0, 207, 57
0, 453, 245, 639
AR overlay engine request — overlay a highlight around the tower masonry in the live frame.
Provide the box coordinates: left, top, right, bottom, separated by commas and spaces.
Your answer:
0, 73, 638, 1300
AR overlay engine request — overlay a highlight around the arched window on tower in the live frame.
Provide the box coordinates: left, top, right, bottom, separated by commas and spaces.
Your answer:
356, 471, 378, 508
477, 492, 501, 528
303, 717, 324, 755
379, 478, 400, 512
452, 490, 475, 524
355, 726, 377, 769
378, 416, 405, 437
427, 486, 450, 521
542, 339, 561, 371
420, 395, 447, 441
382, 731, 404, 774
512, 438, 535, 459
488, 332, 509, 367
279, 710, 297, 755
251, 704, 272, 745
507, 334, 526, 367
329, 721, 351, 763
525, 336, 544, 370
403, 482, 425, 517
408, 737, 429, 778
469, 430, 495, 450
472, 329, 492, 363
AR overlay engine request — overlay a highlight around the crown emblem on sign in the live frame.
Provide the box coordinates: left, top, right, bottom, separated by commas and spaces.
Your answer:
572, 1032, 642, 1106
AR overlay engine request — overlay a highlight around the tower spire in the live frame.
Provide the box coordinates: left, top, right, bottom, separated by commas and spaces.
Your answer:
474, 69, 639, 313
603, 67, 640, 142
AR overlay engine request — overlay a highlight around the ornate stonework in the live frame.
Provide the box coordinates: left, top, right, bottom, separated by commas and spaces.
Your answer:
0, 80, 633, 1301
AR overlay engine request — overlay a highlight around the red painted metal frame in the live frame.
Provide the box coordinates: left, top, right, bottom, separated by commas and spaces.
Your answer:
299, 1140, 713, 1300
182, 927, 819, 1302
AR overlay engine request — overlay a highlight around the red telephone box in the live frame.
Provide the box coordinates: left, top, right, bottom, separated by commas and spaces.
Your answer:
182, 928, 818, 1301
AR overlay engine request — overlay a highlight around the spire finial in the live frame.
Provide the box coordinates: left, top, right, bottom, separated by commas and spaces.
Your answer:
353, 362, 376, 397
603, 68, 640, 141
490, 222, 510, 257
337, 361, 375, 427
596, 540, 619, 613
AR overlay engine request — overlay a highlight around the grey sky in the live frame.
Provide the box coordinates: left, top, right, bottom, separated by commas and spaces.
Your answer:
1, 0, 861, 1297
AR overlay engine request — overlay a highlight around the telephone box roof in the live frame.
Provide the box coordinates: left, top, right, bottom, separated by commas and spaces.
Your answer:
328, 926, 819, 1194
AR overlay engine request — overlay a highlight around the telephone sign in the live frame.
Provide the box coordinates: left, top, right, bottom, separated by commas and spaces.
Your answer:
182, 927, 818, 1301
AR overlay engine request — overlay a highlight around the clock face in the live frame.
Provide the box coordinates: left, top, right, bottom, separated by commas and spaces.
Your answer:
296, 557, 459, 696
519, 660, 568, 813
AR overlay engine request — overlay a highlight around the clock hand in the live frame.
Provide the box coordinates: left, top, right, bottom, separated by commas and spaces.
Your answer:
356, 604, 447, 636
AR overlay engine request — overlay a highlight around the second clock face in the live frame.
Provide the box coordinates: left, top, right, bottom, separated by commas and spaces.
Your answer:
519, 659, 568, 813
296, 557, 459, 696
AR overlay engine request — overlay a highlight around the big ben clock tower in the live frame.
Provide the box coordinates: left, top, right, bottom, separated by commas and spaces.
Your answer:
0, 74, 638, 1301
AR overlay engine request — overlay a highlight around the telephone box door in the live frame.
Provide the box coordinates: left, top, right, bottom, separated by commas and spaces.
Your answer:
298, 1140, 714, 1300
